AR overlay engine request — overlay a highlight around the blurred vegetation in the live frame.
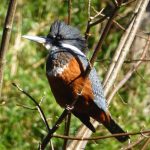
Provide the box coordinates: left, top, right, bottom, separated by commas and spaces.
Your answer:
0, 0, 150, 149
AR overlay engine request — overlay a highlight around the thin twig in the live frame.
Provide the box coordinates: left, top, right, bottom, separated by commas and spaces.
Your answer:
67, 0, 72, 25
63, 113, 72, 150
141, 138, 150, 150
50, 140, 54, 150
16, 103, 37, 110
87, 0, 91, 19
116, 91, 128, 105
90, 8, 104, 20
121, 0, 137, 6
103, 0, 149, 96
89, 15, 107, 27
102, 4, 136, 88
96, 59, 150, 63
86, 2, 121, 75
135, 71, 150, 87
67, 120, 99, 150
85, 5, 124, 39
12, 83, 50, 131
122, 136, 147, 150
0, 0, 17, 96
85, 15, 107, 40
17, 94, 45, 111
107, 35, 150, 103
40, 109, 69, 149
52, 129, 150, 141
124, 59, 150, 63
85, 2, 109, 40
90, 7, 124, 30
85, 0, 92, 40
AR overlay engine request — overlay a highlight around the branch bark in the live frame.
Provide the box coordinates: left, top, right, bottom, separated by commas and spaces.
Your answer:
52, 129, 150, 141
0, 0, 17, 96
103, 0, 149, 96
107, 34, 150, 103
67, 0, 72, 25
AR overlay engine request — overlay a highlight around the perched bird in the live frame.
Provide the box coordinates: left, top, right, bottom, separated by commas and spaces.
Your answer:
23, 20, 129, 142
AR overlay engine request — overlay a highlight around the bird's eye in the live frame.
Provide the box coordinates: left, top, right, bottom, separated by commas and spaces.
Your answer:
53, 35, 56, 38
56, 35, 63, 40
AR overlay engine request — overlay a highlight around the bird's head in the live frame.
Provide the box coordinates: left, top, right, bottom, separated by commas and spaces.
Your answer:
23, 20, 87, 56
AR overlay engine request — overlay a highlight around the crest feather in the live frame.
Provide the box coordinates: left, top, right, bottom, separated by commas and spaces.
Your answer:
48, 20, 87, 52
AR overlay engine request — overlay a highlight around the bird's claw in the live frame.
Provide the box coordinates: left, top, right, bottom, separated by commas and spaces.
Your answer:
66, 105, 74, 111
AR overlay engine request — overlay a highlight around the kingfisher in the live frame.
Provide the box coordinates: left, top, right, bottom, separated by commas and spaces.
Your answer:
23, 20, 129, 142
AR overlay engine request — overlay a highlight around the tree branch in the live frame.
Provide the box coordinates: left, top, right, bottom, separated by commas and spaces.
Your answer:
52, 129, 150, 141
0, 0, 17, 96
12, 83, 50, 131
107, 34, 150, 103
103, 0, 149, 96
67, 0, 72, 25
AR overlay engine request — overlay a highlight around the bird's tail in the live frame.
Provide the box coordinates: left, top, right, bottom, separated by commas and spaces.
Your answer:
93, 111, 130, 142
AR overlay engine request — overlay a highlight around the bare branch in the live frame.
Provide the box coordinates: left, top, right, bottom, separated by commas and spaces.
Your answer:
87, 0, 91, 19
63, 113, 72, 150
85, 15, 107, 40
16, 103, 37, 110
121, 0, 137, 6
67, 0, 72, 25
122, 136, 147, 150
12, 83, 50, 131
0, 0, 17, 96
107, 35, 150, 103
39, 109, 69, 149
135, 71, 150, 87
85, 3, 122, 77
52, 129, 150, 141
96, 58, 150, 63
103, 0, 149, 96
50, 140, 54, 150
141, 138, 150, 150
85, 0, 92, 40
90, 8, 104, 20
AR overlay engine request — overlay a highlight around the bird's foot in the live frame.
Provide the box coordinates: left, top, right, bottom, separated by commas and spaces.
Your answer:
65, 104, 74, 112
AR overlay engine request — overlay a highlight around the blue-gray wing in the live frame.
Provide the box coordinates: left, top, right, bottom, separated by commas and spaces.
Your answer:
89, 68, 107, 111
78, 55, 107, 112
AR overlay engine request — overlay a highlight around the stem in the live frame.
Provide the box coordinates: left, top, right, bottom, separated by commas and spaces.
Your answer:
0, 0, 17, 96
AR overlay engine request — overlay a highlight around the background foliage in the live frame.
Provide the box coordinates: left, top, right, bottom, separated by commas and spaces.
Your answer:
0, 0, 150, 149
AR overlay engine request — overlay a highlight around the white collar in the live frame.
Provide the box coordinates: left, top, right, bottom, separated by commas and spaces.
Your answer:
61, 43, 85, 57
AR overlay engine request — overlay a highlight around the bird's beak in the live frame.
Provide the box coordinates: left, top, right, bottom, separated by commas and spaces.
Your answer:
22, 35, 47, 44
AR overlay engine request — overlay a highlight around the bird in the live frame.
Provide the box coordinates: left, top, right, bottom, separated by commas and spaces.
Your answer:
23, 20, 129, 142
